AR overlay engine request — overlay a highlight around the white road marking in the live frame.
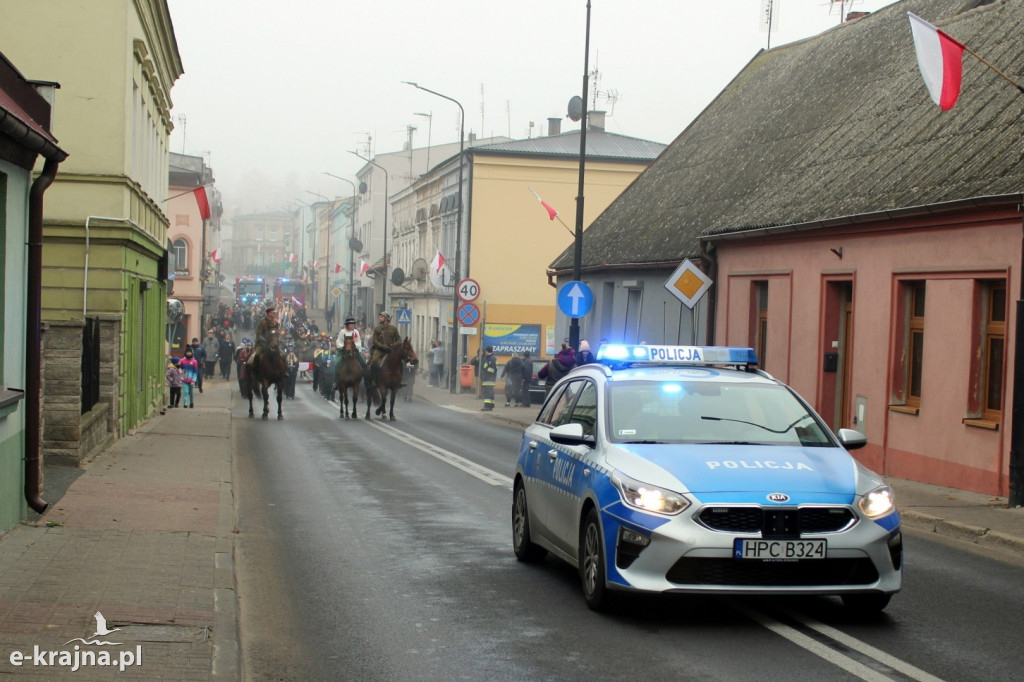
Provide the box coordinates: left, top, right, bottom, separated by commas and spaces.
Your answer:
783, 609, 946, 682
366, 420, 514, 488
734, 602, 946, 682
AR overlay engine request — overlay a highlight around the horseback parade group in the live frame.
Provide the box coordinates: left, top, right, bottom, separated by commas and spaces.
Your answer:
240, 303, 418, 421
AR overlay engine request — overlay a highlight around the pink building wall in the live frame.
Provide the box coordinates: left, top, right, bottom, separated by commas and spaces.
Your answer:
712, 209, 1020, 495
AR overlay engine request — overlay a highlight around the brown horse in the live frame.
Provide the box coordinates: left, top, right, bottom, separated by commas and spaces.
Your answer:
334, 335, 369, 420
368, 338, 418, 421
247, 328, 287, 420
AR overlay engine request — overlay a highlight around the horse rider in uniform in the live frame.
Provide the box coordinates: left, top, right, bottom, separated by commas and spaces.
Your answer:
370, 312, 401, 366
247, 306, 280, 369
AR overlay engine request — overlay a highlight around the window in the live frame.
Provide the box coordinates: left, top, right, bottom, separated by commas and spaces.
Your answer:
891, 281, 927, 411
753, 281, 768, 367
907, 283, 925, 407
569, 382, 598, 438
981, 280, 1006, 422
172, 238, 188, 275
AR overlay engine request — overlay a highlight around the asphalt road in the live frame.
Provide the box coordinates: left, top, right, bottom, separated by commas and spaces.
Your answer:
233, 383, 1024, 682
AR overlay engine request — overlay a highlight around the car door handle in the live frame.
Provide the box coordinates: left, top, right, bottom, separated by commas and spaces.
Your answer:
548, 449, 558, 461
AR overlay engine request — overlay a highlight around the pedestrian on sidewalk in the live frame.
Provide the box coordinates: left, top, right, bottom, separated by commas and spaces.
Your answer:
501, 352, 524, 407
202, 330, 219, 380
191, 337, 206, 393
166, 357, 182, 408
180, 348, 199, 408
220, 332, 236, 379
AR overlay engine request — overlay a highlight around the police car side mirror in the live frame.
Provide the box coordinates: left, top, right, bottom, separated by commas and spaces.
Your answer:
836, 428, 867, 451
550, 423, 594, 447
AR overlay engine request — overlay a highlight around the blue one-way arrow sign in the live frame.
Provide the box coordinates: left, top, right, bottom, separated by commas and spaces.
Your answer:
557, 281, 594, 319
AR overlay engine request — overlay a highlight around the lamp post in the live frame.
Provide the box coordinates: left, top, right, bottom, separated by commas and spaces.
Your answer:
403, 81, 464, 394
349, 151, 389, 315
569, 0, 592, 352
323, 172, 358, 317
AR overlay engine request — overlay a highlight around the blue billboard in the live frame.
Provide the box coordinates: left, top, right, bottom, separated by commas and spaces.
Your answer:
483, 324, 542, 355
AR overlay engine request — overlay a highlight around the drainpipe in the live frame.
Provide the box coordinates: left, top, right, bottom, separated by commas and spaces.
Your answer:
24, 157, 61, 513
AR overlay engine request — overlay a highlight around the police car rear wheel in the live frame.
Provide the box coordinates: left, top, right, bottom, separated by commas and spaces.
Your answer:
513, 483, 547, 563
580, 509, 612, 611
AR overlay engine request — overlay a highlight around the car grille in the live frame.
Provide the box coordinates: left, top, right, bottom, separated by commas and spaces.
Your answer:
697, 506, 856, 534
666, 557, 879, 587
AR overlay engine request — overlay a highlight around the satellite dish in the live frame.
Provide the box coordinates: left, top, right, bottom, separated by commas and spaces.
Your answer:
411, 257, 429, 282
567, 95, 584, 122
391, 268, 405, 286
349, 236, 363, 252
166, 299, 184, 324
358, 181, 368, 194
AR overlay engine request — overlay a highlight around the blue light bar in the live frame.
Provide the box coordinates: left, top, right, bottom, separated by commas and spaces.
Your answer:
596, 344, 758, 368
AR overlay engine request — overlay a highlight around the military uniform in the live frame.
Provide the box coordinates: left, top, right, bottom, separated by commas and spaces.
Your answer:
248, 308, 280, 367
370, 313, 401, 366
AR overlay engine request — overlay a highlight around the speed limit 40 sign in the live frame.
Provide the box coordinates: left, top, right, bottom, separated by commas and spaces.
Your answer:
457, 278, 480, 302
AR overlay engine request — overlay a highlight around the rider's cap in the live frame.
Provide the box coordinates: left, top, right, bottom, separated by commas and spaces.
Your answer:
379, 312, 391, 322
345, 317, 357, 325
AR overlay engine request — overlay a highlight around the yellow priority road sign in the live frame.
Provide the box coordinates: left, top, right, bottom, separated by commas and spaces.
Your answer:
664, 258, 712, 309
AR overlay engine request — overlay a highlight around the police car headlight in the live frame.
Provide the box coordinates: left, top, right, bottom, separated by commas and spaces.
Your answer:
858, 485, 895, 518
612, 472, 689, 516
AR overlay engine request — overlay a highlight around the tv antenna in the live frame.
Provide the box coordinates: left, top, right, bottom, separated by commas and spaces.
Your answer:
588, 62, 620, 117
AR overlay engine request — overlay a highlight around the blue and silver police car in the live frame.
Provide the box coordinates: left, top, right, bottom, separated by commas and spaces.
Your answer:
512, 345, 902, 612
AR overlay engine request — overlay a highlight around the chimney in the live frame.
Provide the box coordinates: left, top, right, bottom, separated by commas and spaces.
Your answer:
588, 110, 606, 132
547, 117, 561, 136
468, 132, 477, 144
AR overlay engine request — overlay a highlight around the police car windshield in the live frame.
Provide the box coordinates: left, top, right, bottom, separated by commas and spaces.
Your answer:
608, 380, 832, 447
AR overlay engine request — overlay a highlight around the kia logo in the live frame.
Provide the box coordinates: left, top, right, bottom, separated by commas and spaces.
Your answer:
766, 493, 790, 503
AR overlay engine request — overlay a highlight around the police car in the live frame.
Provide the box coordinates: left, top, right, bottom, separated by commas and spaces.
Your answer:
512, 345, 902, 612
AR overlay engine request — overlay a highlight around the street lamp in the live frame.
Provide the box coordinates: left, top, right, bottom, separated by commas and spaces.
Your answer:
323, 172, 358, 317
569, 1, 592, 352
349, 151, 389, 315
403, 81, 464, 394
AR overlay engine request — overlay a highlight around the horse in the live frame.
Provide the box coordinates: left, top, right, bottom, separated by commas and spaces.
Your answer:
334, 335, 369, 420
247, 328, 288, 420
368, 338, 418, 421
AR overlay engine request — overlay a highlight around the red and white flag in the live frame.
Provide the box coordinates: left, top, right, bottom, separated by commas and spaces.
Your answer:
334, 263, 342, 274
359, 259, 370, 277
908, 12, 965, 110
288, 253, 297, 264
429, 249, 449, 288
193, 186, 211, 220
209, 248, 220, 263
528, 187, 558, 221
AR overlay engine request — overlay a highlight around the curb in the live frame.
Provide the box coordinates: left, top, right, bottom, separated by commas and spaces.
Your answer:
899, 509, 1024, 558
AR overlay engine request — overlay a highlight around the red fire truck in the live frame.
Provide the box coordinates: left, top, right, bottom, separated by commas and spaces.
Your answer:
234, 276, 267, 306
273, 276, 307, 308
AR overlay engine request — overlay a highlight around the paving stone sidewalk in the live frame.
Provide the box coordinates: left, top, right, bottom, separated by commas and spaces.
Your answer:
0, 378, 238, 681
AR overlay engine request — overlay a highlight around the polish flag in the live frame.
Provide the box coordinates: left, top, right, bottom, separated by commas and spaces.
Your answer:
288, 253, 297, 264
528, 187, 558, 221
908, 12, 965, 110
359, 259, 370, 277
193, 186, 211, 220
209, 248, 220, 263
429, 249, 448, 288
334, 263, 342, 273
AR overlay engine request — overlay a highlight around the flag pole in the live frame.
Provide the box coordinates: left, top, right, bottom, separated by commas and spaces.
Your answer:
961, 43, 1024, 97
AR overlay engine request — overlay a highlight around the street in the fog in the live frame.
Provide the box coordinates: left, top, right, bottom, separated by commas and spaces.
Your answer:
233, 382, 1024, 682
